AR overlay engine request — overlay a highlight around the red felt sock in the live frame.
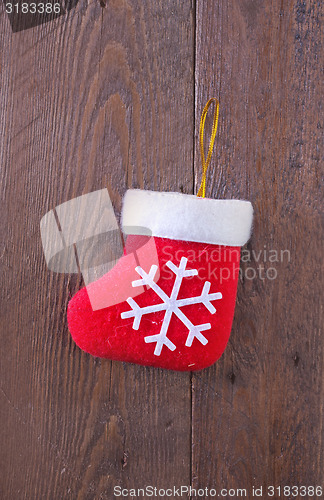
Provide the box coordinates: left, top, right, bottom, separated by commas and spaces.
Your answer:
67, 189, 253, 371
67, 236, 241, 371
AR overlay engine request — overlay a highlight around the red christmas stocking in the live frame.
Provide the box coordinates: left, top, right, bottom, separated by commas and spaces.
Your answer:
67, 190, 253, 371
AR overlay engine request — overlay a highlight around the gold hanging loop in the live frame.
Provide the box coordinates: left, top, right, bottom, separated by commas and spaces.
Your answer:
197, 98, 219, 198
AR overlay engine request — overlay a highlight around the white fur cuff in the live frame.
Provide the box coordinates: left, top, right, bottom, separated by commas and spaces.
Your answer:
122, 190, 253, 247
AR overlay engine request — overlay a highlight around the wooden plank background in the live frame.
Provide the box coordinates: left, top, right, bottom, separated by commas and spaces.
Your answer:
0, 1, 323, 499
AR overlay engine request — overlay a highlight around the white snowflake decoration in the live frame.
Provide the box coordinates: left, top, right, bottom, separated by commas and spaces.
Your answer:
121, 257, 222, 356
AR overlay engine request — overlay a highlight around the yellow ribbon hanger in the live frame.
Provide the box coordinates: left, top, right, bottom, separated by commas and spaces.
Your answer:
197, 98, 219, 198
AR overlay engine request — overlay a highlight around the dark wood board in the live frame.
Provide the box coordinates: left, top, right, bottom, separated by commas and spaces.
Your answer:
192, 0, 323, 497
0, 0, 323, 499
0, 1, 194, 498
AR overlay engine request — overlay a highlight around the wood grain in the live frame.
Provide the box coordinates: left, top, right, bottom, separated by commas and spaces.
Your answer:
192, 0, 323, 497
0, 1, 194, 498
1, 0, 323, 498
